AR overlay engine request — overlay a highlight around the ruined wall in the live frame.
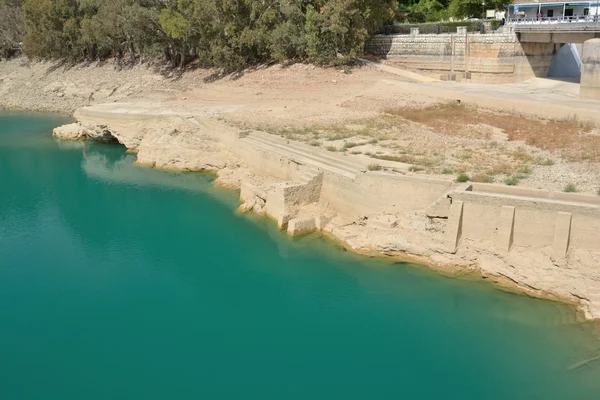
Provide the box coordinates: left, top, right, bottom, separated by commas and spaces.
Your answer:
68, 108, 600, 318
366, 32, 555, 82
320, 172, 452, 218
448, 183, 600, 255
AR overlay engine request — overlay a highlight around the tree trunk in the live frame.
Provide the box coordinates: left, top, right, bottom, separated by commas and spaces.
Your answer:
179, 43, 187, 69
129, 42, 135, 64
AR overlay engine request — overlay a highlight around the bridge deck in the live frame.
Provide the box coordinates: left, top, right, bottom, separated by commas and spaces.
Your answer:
510, 17, 600, 33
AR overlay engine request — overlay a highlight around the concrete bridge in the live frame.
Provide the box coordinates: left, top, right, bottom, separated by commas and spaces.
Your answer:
508, 12, 600, 98
367, 13, 600, 98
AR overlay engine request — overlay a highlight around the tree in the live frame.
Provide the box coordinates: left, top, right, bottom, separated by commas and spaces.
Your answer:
0, 0, 25, 58
14, 0, 398, 68
449, 0, 509, 19
413, 0, 447, 22
306, 0, 396, 62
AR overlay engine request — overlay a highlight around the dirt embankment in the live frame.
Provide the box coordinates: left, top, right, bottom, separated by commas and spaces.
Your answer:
2, 57, 600, 194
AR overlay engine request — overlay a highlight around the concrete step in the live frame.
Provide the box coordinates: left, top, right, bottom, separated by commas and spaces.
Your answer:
246, 133, 362, 173
298, 170, 323, 184
243, 133, 363, 177
251, 131, 366, 172
243, 136, 359, 179
242, 138, 358, 179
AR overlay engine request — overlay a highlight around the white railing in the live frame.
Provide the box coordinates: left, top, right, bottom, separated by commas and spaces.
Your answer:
508, 15, 600, 31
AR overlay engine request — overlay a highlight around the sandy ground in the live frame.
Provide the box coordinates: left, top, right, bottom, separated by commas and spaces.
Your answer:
2, 58, 600, 194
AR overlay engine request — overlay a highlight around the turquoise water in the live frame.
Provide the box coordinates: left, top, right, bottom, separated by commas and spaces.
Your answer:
1, 112, 599, 399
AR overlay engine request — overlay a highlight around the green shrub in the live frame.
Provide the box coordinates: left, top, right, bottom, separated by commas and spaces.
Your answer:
456, 173, 469, 183
564, 183, 577, 193
517, 165, 531, 175
504, 175, 520, 186
368, 163, 382, 171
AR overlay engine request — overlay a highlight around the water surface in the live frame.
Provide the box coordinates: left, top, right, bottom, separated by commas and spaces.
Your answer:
1, 112, 599, 399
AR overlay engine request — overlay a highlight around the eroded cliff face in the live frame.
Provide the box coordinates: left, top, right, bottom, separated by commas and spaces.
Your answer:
51, 105, 600, 323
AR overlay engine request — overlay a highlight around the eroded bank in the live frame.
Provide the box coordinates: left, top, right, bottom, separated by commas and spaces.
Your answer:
52, 104, 600, 320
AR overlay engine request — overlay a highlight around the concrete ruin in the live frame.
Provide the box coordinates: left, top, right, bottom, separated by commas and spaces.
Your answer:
53, 103, 600, 320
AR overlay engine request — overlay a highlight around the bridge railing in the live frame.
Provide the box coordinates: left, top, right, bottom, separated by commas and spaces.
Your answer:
508, 15, 600, 32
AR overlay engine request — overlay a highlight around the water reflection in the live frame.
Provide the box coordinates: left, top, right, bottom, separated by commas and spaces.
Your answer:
81, 143, 238, 205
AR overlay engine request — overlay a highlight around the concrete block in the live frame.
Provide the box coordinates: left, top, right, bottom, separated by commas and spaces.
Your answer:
580, 39, 600, 99
410, 27, 419, 35
287, 217, 317, 236
446, 201, 464, 253
496, 206, 515, 252
443, 72, 457, 81
552, 212, 572, 259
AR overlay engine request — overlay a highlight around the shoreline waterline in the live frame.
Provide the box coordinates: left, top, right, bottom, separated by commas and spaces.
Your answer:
3, 107, 596, 323
3, 112, 600, 398
56, 116, 600, 324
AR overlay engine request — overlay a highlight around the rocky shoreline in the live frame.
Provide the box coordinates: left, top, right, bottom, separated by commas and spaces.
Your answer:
51, 108, 600, 324
4, 58, 600, 323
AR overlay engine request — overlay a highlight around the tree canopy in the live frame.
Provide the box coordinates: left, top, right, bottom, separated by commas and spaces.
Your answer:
0, 0, 511, 67
1, 0, 398, 69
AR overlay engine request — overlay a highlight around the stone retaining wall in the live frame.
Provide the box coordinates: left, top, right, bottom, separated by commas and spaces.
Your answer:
447, 183, 600, 256
366, 32, 555, 82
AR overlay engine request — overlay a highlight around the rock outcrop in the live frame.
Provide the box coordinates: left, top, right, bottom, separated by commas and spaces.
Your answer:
53, 123, 119, 144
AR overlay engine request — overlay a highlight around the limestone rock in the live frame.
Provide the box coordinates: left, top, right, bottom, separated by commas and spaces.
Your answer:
52, 123, 86, 141
238, 196, 266, 214
52, 123, 119, 144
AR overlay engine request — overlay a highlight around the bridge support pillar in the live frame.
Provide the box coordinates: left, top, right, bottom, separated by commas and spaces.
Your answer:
580, 39, 600, 99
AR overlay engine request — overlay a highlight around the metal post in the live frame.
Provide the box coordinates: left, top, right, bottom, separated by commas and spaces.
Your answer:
563, 3, 566, 19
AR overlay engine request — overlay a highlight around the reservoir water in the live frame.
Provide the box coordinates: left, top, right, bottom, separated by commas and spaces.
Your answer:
1, 112, 599, 399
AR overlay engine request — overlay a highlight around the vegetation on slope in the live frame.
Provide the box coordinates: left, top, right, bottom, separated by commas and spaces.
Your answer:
0, 0, 397, 69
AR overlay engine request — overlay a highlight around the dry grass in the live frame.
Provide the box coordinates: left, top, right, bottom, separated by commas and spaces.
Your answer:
387, 102, 599, 162
471, 174, 495, 183
486, 163, 513, 176
235, 102, 598, 193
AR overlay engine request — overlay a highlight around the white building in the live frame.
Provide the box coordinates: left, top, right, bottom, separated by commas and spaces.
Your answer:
509, 2, 600, 19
